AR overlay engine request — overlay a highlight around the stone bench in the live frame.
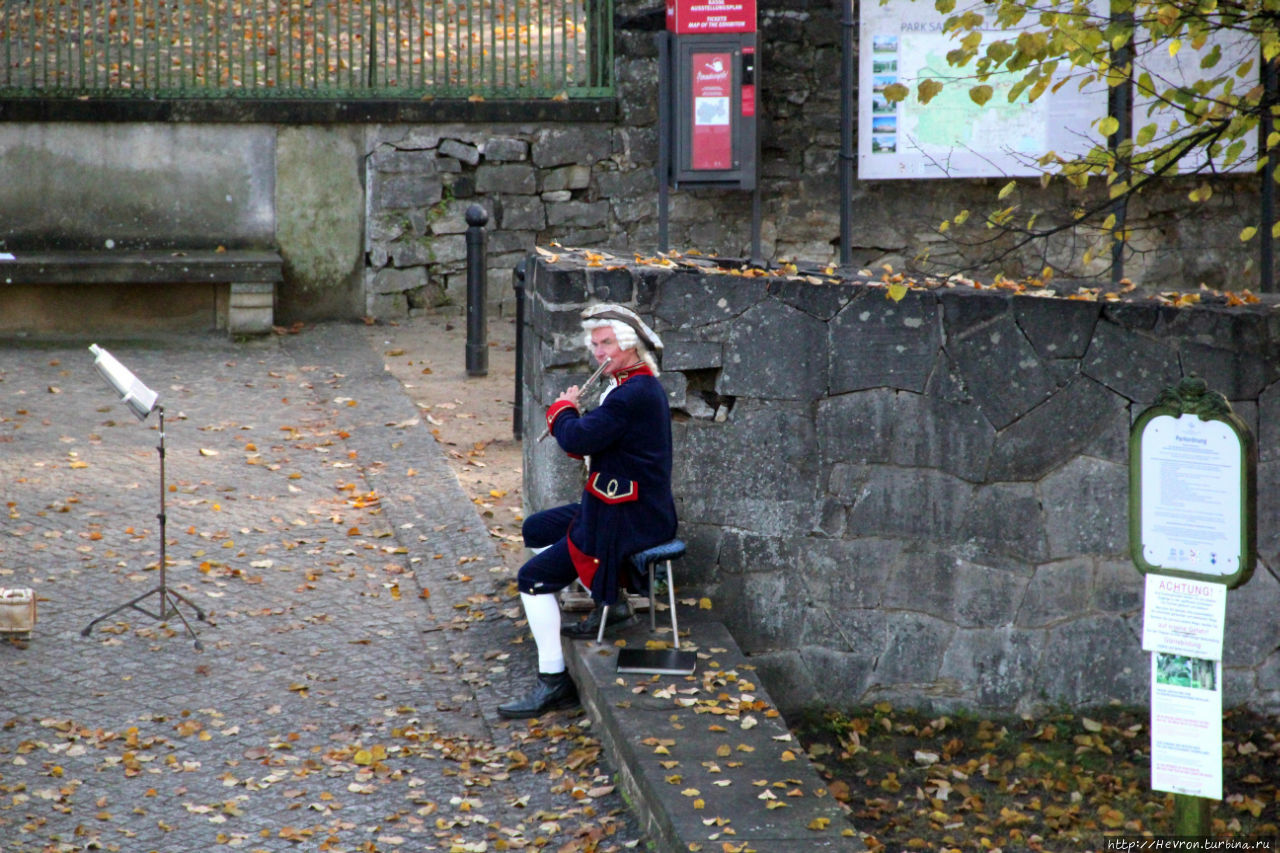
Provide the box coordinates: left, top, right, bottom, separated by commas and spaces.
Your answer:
0, 249, 283, 335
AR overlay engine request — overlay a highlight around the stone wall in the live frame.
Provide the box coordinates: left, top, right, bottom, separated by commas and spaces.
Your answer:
522, 251, 1280, 715
363, 126, 618, 318
361, 0, 1267, 322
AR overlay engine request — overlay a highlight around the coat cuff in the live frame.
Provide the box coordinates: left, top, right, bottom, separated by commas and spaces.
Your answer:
545, 399, 578, 437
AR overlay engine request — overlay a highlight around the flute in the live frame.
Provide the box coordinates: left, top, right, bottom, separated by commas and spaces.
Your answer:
537, 357, 611, 442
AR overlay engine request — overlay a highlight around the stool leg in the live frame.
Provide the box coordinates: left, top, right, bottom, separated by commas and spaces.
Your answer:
649, 561, 657, 632
666, 559, 680, 650
595, 604, 609, 644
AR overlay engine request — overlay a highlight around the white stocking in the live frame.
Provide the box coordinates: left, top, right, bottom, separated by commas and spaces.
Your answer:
520, 592, 564, 674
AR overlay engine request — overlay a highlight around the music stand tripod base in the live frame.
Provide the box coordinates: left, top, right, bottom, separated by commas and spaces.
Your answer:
79, 405, 208, 651
82, 582, 207, 651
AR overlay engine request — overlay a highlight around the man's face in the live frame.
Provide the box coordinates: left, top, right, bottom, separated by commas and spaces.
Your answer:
590, 326, 639, 375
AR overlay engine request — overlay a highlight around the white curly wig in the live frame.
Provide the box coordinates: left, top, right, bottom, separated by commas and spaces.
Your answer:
580, 304, 663, 376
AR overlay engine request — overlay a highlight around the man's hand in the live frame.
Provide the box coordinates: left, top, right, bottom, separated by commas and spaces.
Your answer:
556, 385, 581, 408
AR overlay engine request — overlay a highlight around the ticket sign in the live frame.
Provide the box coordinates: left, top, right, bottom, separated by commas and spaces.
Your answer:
1129, 377, 1256, 589
666, 0, 757, 34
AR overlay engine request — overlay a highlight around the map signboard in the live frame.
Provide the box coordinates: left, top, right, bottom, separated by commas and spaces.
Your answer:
859, 0, 1258, 181
1130, 32, 1258, 173
858, 0, 1106, 180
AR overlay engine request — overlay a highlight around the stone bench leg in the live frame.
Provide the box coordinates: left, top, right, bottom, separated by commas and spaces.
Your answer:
227, 282, 276, 335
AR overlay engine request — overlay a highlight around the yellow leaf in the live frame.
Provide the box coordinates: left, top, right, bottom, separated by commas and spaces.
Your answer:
917, 79, 944, 104
1098, 116, 1119, 138
699, 597, 713, 610
808, 817, 831, 830
997, 180, 1016, 200
969, 84, 993, 106
883, 82, 910, 102
1240, 226, 1258, 242
200, 448, 219, 457
1099, 805, 1125, 828
887, 283, 909, 303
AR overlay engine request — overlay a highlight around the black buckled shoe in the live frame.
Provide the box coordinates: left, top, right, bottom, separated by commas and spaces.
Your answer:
497, 671, 579, 719
560, 599, 636, 640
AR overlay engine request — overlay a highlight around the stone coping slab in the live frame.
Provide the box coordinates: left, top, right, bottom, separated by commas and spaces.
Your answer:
566, 620, 861, 852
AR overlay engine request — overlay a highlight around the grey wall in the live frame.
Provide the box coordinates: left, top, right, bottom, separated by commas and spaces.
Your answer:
275, 127, 367, 320
0, 124, 275, 251
522, 254, 1280, 716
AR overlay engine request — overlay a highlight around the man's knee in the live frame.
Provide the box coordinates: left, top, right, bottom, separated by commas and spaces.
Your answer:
522, 505, 574, 548
517, 539, 576, 595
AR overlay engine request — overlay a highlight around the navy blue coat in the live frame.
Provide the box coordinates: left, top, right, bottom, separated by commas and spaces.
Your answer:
546, 366, 678, 604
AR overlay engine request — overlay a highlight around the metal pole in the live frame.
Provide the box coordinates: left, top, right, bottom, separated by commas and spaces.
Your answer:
657, 31, 672, 253
1261, 51, 1278, 293
839, 0, 855, 267
512, 258, 527, 440
1108, 0, 1134, 288
751, 183, 763, 267
465, 205, 489, 377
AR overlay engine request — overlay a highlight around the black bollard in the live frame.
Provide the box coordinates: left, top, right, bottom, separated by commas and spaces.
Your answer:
511, 258, 527, 440
465, 204, 489, 377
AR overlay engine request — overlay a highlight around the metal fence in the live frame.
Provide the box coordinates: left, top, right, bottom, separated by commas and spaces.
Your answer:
0, 0, 613, 99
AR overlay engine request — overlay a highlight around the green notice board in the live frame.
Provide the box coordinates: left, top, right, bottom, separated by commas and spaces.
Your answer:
1129, 377, 1256, 590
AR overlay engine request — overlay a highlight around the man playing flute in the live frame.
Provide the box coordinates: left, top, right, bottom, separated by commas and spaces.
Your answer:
498, 303, 678, 718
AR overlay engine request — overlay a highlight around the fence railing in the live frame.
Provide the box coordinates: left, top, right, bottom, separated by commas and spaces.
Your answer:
0, 0, 613, 99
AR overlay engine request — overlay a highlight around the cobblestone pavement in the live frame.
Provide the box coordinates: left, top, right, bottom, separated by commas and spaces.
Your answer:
0, 325, 645, 853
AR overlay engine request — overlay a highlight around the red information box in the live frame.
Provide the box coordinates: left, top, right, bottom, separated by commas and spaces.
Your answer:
690, 51, 734, 170
666, 0, 757, 34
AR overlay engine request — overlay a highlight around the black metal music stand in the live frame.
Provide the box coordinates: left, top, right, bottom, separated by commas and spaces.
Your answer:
81, 345, 206, 650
